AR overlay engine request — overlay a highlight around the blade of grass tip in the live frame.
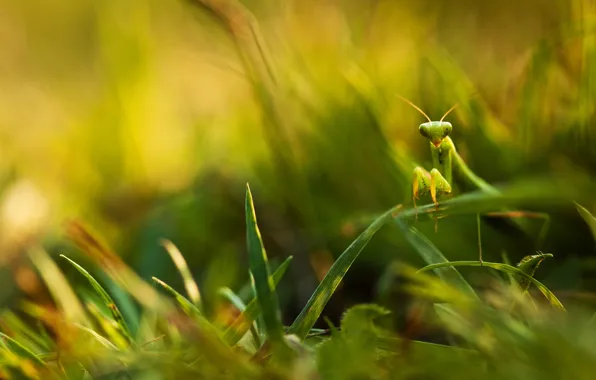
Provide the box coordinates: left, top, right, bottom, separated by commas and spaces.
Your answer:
218, 287, 262, 348
417, 261, 565, 310
245, 184, 285, 345
160, 239, 201, 307
575, 202, 596, 241
223, 255, 293, 345
28, 247, 89, 326
151, 277, 202, 319
60, 255, 133, 344
394, 219, 477, 299
287, 204, 402, 340
0, 333, 45, 366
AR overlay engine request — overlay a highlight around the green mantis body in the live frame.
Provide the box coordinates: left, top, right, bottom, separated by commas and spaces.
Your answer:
401, 98, 549, 259
405, 99, 499, 208
413, 131, 499, 207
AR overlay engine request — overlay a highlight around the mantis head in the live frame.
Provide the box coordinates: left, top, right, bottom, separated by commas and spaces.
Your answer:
419, 121, 452, 147
397, 96, 459, 147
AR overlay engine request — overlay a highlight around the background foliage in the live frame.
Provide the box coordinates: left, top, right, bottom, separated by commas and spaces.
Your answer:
1, 0, 596, 378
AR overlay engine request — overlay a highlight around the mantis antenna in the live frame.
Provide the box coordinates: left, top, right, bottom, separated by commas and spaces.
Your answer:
440, 103, 460, 122
396, 95, 431, 123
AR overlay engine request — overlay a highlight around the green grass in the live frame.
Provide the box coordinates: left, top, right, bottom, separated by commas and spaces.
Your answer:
1, 183, 595, 379
2, 0, 596, 379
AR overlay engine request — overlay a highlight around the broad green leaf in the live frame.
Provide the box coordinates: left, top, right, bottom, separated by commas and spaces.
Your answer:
0, 333, 45, 366
394, 219, 477, 299
417, 261, 565, 310
287, 204, 401, 340
161, 239, 201, 307
223, 255, 293, 345
244, 184, 284, 344
575, 202, 596, 241
60, 255, 133, 344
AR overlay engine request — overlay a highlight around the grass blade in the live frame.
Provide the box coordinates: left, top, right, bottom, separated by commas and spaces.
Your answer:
219, 287, 262, 348
575, 202, 596, 241
0, 311, 51, 352
151, 277, 202, 318
417, 261, 565, 310
60, 255, 133, 344
160, 239, 201, 307
85, 302, 130, 350
287, 205, 402, 340
28, 247, 89, 325
65, 220, 168, 314
0, 333, 45, 366
394, 219, 477, 299
222, 255, 293, 345
72, 324, 119, 351
245, 184, 284, 344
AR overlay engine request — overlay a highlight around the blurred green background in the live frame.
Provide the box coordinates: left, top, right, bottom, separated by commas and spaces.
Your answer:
1, 0, 596, 326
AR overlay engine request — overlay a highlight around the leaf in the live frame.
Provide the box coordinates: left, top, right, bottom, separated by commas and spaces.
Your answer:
151, 277, 202, 318
28, 248, 89, 325
340, 304, 391, 336
417, 261, 565, 310
374, 335, 481, 362
151, 277, 227, 347
244, 184, 285, 344
351, 174, 592, 227
218, 287, 261, 348
316, 304, 392, 380
85, 302, 130, 350
0, 333, 45, 366
65, 220, 168, 314
287, 204, 401, 340
71, 324, 119, 351
515, 253, 553, 292
222, 255, 293, 345
394, 219, 477, 299
60, 255, 133, 344
161, 239, 201, 306
575, 202, 596, 241
0, 311, 51, 352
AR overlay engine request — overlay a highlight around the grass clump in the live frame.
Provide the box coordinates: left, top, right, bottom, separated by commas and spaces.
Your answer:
1, 182, 595, 379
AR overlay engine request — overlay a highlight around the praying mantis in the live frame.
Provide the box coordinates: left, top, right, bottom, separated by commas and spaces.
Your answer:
399, 97, 550, 262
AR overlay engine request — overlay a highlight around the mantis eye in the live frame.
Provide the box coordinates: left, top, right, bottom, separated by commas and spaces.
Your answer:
419, 126, 430, 138
442, 125, 452, 137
